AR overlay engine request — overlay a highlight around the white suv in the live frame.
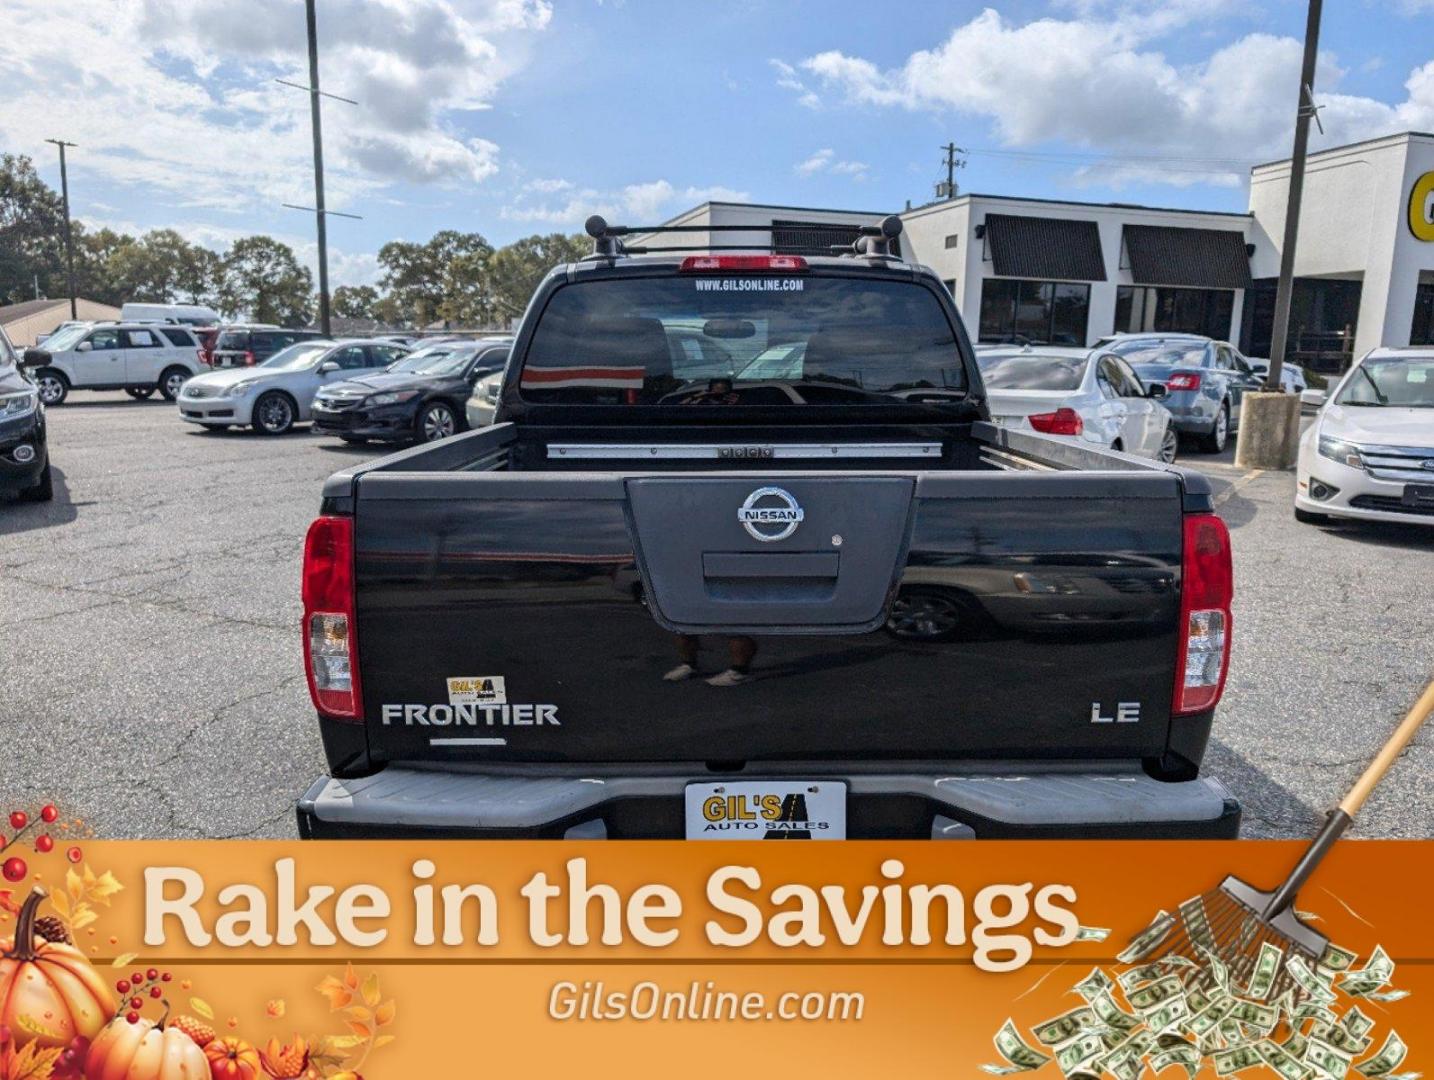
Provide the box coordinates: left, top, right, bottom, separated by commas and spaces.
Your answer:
23, 322, 205, 405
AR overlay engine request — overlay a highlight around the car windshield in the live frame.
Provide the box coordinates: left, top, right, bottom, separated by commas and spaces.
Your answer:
216, 331, 252, 350
43, 324, 91, 352
259, 342, 331, 370
387, 346, 472, 376
1107, 340, 1208, 368
1335, 355, 1434, 407
518, 274, 965, 406
976, 351, 1087, 391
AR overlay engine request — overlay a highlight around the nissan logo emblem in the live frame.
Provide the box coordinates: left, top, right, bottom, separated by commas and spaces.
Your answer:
738, 486, 804, 542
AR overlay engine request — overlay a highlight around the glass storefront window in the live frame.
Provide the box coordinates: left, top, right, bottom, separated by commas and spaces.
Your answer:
1116, 285, 1234, 339
1412, 282, 1434, 346
979, 279, 1090, 345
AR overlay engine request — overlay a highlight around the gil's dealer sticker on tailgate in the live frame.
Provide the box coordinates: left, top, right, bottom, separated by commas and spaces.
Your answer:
447, 676, 506, 705
685, 781, 846, 840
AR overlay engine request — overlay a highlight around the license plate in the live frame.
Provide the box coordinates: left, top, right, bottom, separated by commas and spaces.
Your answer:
1402, 483, 1434, 508
684, 781, 846, 840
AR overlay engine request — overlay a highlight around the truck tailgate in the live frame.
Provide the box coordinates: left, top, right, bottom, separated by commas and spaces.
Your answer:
351, 469, 1184, 765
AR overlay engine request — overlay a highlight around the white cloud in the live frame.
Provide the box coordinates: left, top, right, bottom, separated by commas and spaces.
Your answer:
503, 181, 750, 228
794, 148, 868, 180
770, 59, 820, 109
0, 0, 551, 213
778, 7, 1434, 187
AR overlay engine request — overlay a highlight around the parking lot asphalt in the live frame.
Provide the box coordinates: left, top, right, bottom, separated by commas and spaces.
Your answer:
1, 396, 1431, 839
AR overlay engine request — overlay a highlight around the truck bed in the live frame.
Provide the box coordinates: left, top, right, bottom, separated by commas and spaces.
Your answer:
297, 420, 1236, 838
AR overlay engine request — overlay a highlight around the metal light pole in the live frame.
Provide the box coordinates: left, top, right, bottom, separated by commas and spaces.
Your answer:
277, 0, 357, 334
1264, 0, 1323, 391
45, 139, 79, 319
305, 0, 330, 336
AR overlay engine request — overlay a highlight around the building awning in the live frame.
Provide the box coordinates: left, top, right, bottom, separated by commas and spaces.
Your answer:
983, 214, 1107, 281
1122, 224, 1252, 289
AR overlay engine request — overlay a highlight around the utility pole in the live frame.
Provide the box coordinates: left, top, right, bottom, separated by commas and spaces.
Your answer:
1265, 0, 1323, 391
305, 0, 331, 336
278, 0, 358, 335
45, 139, 79, 319
935, 143, 965, 200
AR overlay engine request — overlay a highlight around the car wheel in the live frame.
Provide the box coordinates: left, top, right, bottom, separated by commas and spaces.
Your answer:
1294, 506, 1330, 525
125, 387, 155, 400
158, 366, 191, 401
34, 370, 68, 406
18, 460, 53, 503
1157, 426, 1179, 464
252, 391, 296, 435
886, 590, 967, 641
417, 401, 457, 442
1197, 402, 1229, 453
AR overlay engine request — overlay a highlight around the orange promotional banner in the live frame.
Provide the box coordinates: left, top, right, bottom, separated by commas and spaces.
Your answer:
0, 838, 1428, 1078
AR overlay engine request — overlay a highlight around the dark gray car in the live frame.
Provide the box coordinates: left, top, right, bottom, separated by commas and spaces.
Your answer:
1102, 333, 1263, 453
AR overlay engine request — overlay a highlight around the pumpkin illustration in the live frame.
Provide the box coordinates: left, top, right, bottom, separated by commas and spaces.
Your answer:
204, 1036, 261, 1080
0, 887, 115, 1050
85, 1012, 209, 1080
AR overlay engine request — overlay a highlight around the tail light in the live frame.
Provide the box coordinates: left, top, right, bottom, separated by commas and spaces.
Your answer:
1028, 408, 1084, 435
1173, 513, 1233, 715
244, 351, 257, 366
679, 255, 808, 272
1166, 372, 1201, 392
302, 516, 362, 720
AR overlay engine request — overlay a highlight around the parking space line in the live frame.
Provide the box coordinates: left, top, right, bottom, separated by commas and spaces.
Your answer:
1213, 468, 1266, 508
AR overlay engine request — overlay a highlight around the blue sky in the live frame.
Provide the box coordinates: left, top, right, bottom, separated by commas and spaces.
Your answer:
3, 0, 1432, 285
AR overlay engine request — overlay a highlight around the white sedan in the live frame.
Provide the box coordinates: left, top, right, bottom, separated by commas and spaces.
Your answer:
177, 339, 408, 435
976, 345, 1178, 462
1295, 347, 1434, 526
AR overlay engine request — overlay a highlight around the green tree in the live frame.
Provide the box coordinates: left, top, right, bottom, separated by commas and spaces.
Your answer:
332, 283, 380, 319
0, 154, 67, 305
218, 236, 313, 326
485, 233, 589, 323
72, 226, 135, 307
105, 229, 221, 305
377, 230, 493, 327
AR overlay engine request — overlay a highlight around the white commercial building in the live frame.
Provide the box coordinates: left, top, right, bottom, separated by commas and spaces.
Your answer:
655, 131, 1434, 374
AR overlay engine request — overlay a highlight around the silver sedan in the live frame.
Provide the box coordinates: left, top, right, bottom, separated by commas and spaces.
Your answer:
976, 345, 1179, 462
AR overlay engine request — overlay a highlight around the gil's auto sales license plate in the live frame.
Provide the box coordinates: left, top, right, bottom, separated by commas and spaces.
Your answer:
684, 781, 846, 840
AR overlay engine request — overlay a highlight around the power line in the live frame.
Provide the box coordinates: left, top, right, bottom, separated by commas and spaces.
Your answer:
961, 146, 1257, 177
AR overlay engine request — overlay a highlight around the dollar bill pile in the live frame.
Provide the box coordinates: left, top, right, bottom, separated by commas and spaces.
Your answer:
983, 907, 1415, 1080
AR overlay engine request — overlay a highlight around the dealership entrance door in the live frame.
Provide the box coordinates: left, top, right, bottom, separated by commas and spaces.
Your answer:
1240, 276, 1362, 375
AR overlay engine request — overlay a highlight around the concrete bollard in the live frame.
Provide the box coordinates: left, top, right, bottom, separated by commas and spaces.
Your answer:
1234, 391, 1302, 470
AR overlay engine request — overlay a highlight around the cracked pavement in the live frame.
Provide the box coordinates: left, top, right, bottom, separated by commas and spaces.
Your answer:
1, 396, 1430, 838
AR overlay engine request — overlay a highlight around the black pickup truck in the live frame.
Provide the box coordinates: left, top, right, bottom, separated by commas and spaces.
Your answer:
296, 216, 1238, 840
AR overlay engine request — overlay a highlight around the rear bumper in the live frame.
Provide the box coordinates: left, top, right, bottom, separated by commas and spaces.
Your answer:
296, 764, 1240, 840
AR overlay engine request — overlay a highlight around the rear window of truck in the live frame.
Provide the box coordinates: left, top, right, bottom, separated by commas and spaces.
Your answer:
517, 275, 965, 406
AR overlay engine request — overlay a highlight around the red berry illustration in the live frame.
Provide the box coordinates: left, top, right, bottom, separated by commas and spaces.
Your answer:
126, 1011, 139, 1024
40, 805, 58, 823
8, 811, 26, 831
2, 857, 26, 882
131, 971, 143, 985
35, 835, 54, 853
161, 972, 172, 982
0, 836, 6, 851
146, 967, 159, 980
129, 997, 143, 1010
150, 986, 162, 998
116, 979, 130, 994
66, 846, 83, 863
